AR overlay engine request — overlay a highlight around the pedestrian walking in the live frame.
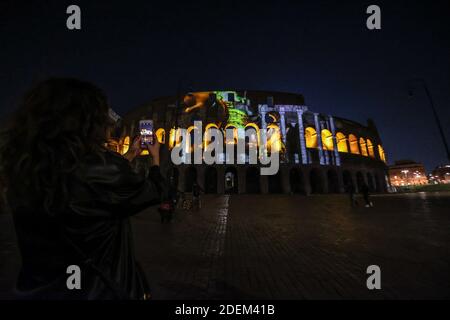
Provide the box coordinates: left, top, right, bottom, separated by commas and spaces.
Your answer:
360, 184, 373, 207
192, 182, 203, 211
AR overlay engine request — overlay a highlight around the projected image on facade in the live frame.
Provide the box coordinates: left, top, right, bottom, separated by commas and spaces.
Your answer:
115, 90, 388, 195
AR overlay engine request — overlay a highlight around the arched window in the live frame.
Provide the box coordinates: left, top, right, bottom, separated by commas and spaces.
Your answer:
305, 127, 318, 148
267, 124, 282, 153
367, 139, 375, 158
245, 123, 260, 148
225, 125, 238, 145
186, 125, 201, 153
378, 145, 386, 162
321, 129, 334, 151
204, 123, 219, 149
359, 138, 368, 156
336, 132, 348, 153
121, 136, 130, 155
169, 128, 184, 149
155, 128, 165, 144
348, 134, 359, 154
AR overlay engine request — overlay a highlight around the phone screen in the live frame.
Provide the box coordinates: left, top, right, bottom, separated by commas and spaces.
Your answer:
139, 120, 154, 145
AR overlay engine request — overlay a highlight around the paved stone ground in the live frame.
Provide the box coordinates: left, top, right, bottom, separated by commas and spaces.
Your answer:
1, 192, 450, 299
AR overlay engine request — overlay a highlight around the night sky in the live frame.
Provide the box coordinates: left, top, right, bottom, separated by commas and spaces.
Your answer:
1, 0, 449, 171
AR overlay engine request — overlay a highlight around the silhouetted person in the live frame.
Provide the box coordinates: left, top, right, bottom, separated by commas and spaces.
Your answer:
159, 176, 177, 223
192, 181, 203, 210
360, 184, 373, 207
0, 78, 164, 300
168, 176, 178, 206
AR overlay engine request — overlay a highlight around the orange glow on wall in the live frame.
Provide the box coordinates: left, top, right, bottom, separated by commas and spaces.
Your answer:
321, 129, 334, 151
267, 124, 282, 153
349, 134, 359, 154
367, 139, 375, 158
204, 123, 219, 149
225, 124, 238, 144
245, 123, 260, 147
169, 128, 183, 149
359, 138, 368, 156
305, 127, 318, 148
378, 145, 386, 162
156, 128, 165, 144
336, 132, 348, 153
121, 136, 130, 155
186, 125, 201, 152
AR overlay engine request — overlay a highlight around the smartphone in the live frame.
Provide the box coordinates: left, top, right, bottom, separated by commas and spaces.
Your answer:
139, 120, 154, 146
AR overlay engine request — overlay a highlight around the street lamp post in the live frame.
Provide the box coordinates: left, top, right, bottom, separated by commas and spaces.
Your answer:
409, 78, 450, 163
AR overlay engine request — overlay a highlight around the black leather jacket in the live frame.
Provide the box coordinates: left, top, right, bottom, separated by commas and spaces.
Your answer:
8, 151, 165, 300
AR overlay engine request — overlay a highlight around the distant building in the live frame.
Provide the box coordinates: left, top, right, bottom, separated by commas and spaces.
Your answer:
388, 160, 428, 186
429, 165, 450, 184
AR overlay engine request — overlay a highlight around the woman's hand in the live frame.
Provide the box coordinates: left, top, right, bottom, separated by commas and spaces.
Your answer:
145, 139, 160, 166
124, 135, 160, 165
123, 136, 142, 162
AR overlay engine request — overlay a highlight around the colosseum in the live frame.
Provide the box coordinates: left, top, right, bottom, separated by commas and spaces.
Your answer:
109, 90, 388, 195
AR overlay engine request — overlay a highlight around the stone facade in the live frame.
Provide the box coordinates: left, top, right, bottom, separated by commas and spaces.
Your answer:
115, 90, 388, 195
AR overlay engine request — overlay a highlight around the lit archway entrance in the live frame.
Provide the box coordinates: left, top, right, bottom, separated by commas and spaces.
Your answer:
336, 132, 348, 153
225, 167, 238, 194
204, 167, 217, 194
349, 134, 359, 154
310, 169, 324, 194
245, 167, 260, 194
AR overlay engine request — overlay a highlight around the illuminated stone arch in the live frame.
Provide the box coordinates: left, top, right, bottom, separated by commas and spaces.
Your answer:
224, 124, 238, 145
186, 125, 201, 153
121, 136, 130, 155
321, 129, 334, 151
168, 128, 183, 149
204, 123, 219, 149
359, 137, 368, 156
267, 123, 282, 153
245, 122, 260, 147
107, 138, 120, 153
367, 139, 375, 158
348, 134, 359, 154
336, 132, 348, 153
155, 128, 166, 144
378, 145, 386, 162
305, 127, 318, 148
